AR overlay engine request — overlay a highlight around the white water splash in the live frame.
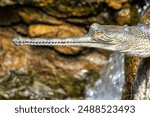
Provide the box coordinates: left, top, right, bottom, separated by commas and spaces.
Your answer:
86, 52, 125, 100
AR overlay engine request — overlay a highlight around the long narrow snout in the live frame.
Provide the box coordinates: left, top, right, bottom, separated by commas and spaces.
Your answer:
12, 35, 97, 47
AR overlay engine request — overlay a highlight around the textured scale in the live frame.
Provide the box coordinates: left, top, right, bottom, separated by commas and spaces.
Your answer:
12, 23, 150, 58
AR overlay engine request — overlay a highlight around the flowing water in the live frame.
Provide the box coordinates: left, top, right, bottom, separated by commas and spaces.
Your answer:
86, 53, 125, 100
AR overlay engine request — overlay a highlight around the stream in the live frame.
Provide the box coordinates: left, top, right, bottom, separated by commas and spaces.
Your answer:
86, 53, 125, 100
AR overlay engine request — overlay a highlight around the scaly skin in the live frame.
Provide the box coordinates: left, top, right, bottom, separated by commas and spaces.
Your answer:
12, 23, 150, 58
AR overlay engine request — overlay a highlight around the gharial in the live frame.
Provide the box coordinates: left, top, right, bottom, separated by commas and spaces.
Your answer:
12, 23, 150, 58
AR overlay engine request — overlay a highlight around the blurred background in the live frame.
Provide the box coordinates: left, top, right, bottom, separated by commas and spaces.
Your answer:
0, 0, 149, 99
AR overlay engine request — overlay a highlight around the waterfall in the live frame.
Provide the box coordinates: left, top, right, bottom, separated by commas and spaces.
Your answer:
86, 52, 125, 100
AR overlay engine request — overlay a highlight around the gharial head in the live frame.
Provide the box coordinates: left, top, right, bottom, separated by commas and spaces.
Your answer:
12, 23, 150, 58
12, 23, 126, 48
88, 23, 127, 43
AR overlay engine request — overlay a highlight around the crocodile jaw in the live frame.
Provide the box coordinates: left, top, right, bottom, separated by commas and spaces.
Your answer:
12, 35, 102, 48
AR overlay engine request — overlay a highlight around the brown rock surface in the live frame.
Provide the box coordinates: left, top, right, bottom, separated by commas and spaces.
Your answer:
0, 6, 20, 26
140, 7, 150, 24
106, 0, 128, 9
28, 24, 86, 37
116, 4, 139, 25
18, 7, 64, 25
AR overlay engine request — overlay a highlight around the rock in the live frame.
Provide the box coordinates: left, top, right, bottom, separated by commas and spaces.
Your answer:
0, 6, 20, 26
0, 0, 137, 26
12, 24, 28, 35
139, 7, 150, 24
0, 27, 15, 38
28, 24, 86, 55
0, 38, 30, 75
0, 0, 53, 6
54, 47, 83, 55
116, 4, 139, 25
18, 7, 64, 25
122, 56, 141, 99
87, 9, 113, 25
66, 7, 113, 25
28, 24, 58, 37
0, 0, 124, 18
0, 0, 15, 6
28, 24, 86, 37
0, 0, 101, 18
43, 1, 99, 18
106, 0, 128, 10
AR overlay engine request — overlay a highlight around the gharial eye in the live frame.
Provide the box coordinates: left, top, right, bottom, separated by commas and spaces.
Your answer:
95, 31, 104, 36
93, 31, 104, 40
97, 31, 103, 35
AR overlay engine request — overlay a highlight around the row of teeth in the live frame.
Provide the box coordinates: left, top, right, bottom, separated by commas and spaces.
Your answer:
15, 41, 92, 44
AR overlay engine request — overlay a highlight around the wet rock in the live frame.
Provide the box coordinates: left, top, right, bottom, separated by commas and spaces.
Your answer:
0, 0, 16, 6
88, 8, 113, 25
0, 0, 101, 18
139, 7, 150, 24
42, 0, 101, 18
106, 0, 128, 10
0, 0, 53, 6
28, 24, 86, 55
116, 4, 139, 25
66, 8, 113, 25
0, 38, 30, 75
0, 6, 20, 26
0, 0, 126, 19
18, 7, 64, 25
0, 0, 134, 26
12, 24, 28, 35
0, 27, 15, 38
54, 47, 83, 55
122, 56, 140, 99
66, 18, 87, 24
28, 24, 86, 37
